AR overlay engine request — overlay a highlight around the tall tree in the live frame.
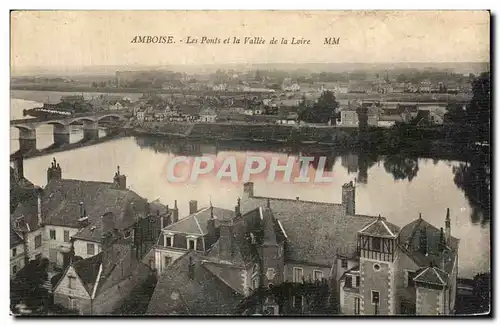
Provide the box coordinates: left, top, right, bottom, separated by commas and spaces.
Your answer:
299, 91, 338, 124
467, 72, 491, 143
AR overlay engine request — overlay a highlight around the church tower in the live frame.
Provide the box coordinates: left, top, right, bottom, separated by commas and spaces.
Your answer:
357, 216, 400, 315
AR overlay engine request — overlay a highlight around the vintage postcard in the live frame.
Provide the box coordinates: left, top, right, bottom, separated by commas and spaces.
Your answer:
9, 10, 491, 316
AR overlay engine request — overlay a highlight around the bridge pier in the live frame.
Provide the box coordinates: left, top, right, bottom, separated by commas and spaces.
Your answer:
53, 124, 70, 146
19, 128, 36, 153
83, 121, 99, 141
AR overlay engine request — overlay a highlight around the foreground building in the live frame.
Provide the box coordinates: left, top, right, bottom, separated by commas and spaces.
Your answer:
52, 211, 152, 315
338, 211, 458, 315
147, 181, 459, 315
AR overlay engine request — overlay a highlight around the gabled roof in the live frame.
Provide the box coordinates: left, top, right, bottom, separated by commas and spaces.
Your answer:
413, 266, 449, 286
163, 207, 234, 235
399, 216, 459, 274
358, 216, 400, 238
146, 252, 243, 315
72, 253, 103, 295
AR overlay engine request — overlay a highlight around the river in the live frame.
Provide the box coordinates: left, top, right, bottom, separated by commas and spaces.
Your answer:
10, 96, 490, 278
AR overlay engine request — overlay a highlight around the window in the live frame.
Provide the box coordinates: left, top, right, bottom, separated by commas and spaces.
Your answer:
165, 236, 172, 247
69, 297, 78, 310
371, 291, 380, 305
293, 267, 303, 283
64, 230, 70, 243
372, 237, 381, 251
277, 245, 283, 257
68, 276, 75, 289
407, 271, 417, 287
50, 229, 56, 240
124, 230, 131, 239
373, 263, 381, 271
87, 243, 95, 255
12, 248, 17, 257
345, 276, 353, 288
313, 270, 323, 281
13, 265, 17, 274
341, 259, 348, 269
15, 217, 24, 229
354, 297, 361, 315
293, 295, 303, 309
35, 235, 42, 248
355, 276, 360, 287
188, 239, 195, 250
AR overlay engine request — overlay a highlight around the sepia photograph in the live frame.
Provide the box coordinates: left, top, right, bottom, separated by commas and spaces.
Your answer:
8, 10, 491, 316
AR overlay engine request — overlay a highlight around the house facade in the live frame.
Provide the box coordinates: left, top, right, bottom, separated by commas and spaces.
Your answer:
11, 158, 162, 275
338, 211, 459, 315
53, 212, 153, 315
10, 229, 25, 278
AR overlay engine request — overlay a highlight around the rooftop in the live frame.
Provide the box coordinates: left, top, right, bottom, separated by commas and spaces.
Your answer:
146, 252, 243, 315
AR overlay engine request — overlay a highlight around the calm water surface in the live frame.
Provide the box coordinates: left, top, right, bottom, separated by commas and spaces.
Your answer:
10, 97, 490, 278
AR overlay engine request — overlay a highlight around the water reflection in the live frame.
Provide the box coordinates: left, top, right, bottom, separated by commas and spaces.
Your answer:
134, 135, 491, 225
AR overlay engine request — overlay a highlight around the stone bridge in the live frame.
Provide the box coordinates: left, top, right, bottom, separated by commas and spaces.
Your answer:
10, 112, 127, 152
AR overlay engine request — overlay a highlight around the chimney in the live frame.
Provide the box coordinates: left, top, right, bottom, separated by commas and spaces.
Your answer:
159, 210, 164, 229
37, 189, 42, 226
207, 205, 217, 248
13, 156, 24, 181
78, 202, 89, 228
189, 200, 198, 214
172, 200, 179, 223
113, 165, 127, 190
188, 257, 195, 280
439, 227, 445, 251
341, 181, 356, 216
101, 212, 117, 277
243, 182, 254, 199
445, 208, 451, 245
47, 157, 62, 183
218, 217, 234, 261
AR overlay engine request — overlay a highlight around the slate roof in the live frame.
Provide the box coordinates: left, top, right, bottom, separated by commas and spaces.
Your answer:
163, 206, 234, 235
40, 179, 148, 229
398, 216, 459, 275
146, 252, 243, 315
72, 215, 105, 243
241, 195, 377, 265
358, 216, 400, 238
11, 197, 41, 232
205, 207, 259, 266
72, 252, 103, 295
413, 266, 449, 286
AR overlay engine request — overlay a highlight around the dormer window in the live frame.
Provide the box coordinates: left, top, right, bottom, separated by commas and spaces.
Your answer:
15, 216, 24, 229
124, 230, 132, 239
164, 233, 174, 247
186, 235, 198, 250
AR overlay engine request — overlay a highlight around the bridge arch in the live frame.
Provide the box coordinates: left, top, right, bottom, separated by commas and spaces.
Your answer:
69, 117, 97, 124
97, 114, 125, 122
12, 124, 35, 132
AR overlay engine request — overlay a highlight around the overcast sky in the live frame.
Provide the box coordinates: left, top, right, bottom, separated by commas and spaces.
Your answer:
11, 11, 490, 73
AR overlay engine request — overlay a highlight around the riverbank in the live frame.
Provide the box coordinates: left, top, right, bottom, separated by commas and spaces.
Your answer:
11, 86, 471, 103
130, 122, 474, 162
